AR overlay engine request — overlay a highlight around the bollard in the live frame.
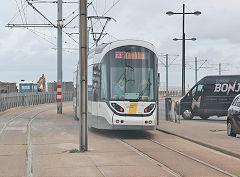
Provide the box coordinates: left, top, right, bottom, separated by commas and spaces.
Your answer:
165, 98, 172, 121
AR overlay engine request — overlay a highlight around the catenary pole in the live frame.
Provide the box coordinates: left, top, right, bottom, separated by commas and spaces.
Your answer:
166, 54, 169, 96
219, 63, 221, 75
182, 4, 185, 96
57, 0, 63, 114
195, 57, 197, 84
79, 0, 88, 152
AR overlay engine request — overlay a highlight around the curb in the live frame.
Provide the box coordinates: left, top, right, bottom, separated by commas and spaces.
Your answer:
157, 128, 240, 160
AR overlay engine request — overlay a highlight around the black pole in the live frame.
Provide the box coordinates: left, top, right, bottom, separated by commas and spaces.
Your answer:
182, 4, 185, 96
167, 4, 200, 96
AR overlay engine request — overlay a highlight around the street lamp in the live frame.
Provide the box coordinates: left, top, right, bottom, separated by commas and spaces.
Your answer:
167, 4, 201, 96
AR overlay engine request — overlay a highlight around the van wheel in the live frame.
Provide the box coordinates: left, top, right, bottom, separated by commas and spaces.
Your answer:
200, 115, 209, 120
182, 109, 193, 120
227, 121, 236, 137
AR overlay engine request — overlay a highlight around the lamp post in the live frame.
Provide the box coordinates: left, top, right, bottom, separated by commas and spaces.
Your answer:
167, 4, 201, 96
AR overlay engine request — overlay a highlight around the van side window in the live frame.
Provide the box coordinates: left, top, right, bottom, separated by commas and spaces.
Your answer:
191, 86, 197, 97
197, 84, 204, 93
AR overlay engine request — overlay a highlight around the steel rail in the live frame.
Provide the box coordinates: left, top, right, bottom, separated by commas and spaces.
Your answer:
0, 107, 47, 136
0, 106, 49, 177
27, 110, 48, 177
118, 139, 182, 177
151, 139, 237, 177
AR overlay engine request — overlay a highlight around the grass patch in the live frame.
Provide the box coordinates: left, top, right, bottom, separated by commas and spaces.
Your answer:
69, 149, 79, 153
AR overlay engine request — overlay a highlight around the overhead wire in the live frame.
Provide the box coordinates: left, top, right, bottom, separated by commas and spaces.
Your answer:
88, 0, 122, 47
27, 28, 56, 46
15, 0, 25, 24
185, 5, 193, 13
20, 0, 27, 23
9, 1, 28, 25
107, 33, 118, 40
10, 0, 122, 53
102, 0, 121, 16
64, 7, 78, 21
174, 6, 182, 13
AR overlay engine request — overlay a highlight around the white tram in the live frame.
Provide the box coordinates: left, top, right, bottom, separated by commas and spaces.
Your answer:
74, 40, 159, 130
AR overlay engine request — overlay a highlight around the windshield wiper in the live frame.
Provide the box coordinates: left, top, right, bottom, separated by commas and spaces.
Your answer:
137, 83, 151, 101
137, 72, 151, 101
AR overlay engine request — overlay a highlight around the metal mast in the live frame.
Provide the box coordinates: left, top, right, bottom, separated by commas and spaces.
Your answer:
195, 57, 197, 84
79, 0, 88, 152
182, 4, 186, 96
57, 0, 63, 114
166, 54, 169, 96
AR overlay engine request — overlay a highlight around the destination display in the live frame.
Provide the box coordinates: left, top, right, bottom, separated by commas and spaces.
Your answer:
115, 51, 145, 60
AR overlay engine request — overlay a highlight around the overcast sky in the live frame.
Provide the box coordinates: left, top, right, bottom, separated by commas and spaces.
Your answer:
1, 0, 240, 89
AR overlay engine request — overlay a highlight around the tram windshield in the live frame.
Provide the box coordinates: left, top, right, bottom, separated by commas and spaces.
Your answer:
109, 46, 156, 101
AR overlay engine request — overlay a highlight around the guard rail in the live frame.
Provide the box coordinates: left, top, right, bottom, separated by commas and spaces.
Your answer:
0, 92, 73, 112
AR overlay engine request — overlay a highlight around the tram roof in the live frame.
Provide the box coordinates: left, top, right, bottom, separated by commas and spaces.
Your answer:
89, 40, 156, 56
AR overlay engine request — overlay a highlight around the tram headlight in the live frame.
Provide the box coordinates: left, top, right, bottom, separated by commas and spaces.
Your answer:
144, 104, 155, 113
111, 103, 124, 113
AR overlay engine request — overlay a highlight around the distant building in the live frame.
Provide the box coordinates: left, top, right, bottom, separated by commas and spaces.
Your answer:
47, 82, 73, 92
19, 81, 38, 93
0, 82, 17, 94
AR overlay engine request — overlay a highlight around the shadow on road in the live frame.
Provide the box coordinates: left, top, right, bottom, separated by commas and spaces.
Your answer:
180, 116, 227, 124
89, 127, 154, 140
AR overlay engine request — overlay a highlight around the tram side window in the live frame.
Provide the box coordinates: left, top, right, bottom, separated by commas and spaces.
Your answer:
101, 64, 107, 100
88, 65, 93, 101
92, 64, 101, 101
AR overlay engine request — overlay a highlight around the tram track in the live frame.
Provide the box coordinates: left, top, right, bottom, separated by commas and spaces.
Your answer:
27, 110, 48, 177
119, 139, 182, 177
118, 134, 239, 177
150, 139, 237, 177
0, 106, 48, 136
156, 127, 240, 160
0, 106, 50, 177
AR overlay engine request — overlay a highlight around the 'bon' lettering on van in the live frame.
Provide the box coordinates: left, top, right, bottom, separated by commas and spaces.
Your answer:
214, 81, 240, 94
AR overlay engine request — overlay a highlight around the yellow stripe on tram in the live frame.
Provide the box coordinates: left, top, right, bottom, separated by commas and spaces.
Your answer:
128, 103, 138, 114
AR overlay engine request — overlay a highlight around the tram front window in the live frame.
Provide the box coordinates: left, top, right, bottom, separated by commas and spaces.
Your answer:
110, 65, 154, 101
108, 46, 156, 101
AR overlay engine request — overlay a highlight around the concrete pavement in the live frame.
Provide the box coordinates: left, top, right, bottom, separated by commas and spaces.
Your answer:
30, 103, 171, 177
157, 119, 240, 159
1, 102, 240, 176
